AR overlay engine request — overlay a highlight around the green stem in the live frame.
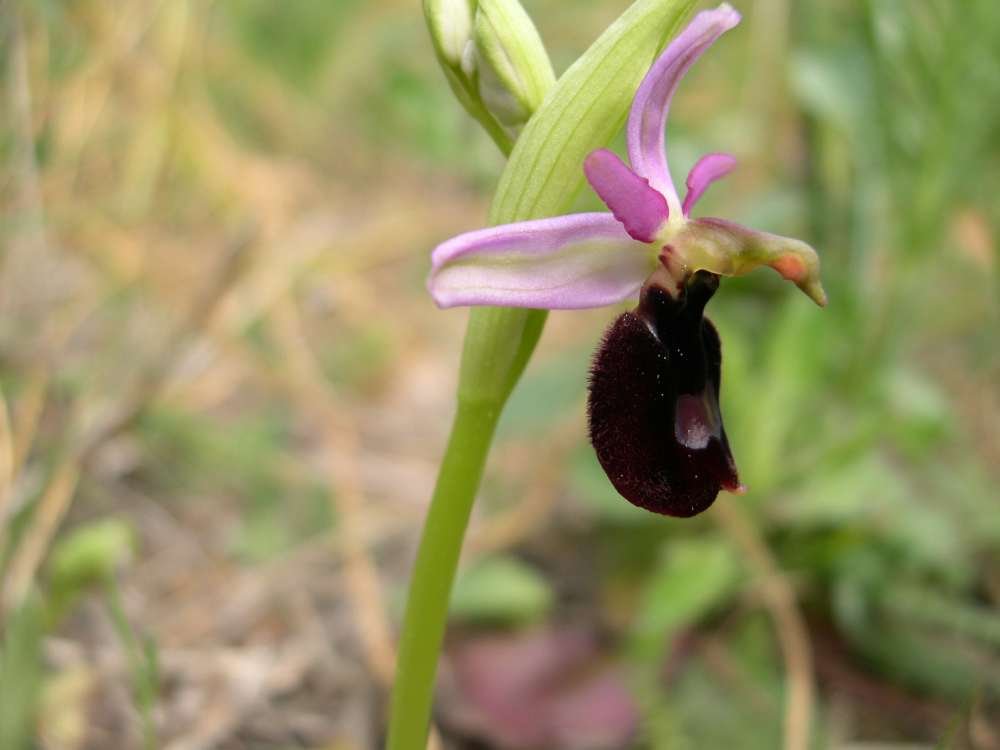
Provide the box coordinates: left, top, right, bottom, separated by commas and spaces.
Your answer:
386, 398, 501, 749
107, 578, 158, 750
388, 307, 546, 749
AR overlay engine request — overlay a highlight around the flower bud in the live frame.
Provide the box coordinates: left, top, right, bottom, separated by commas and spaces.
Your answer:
425, 0, 476, 68
587, 272, 741, 517
472, 0, 556, 130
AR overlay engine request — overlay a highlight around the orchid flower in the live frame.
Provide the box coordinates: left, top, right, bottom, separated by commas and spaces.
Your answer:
426, 4, 826, 518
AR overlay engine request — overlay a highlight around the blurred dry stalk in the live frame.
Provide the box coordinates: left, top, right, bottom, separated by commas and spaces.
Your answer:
1, 237, 250, 614
268, 298, 397, 687
0, 386, 13, 549
743, 0, 792, 163
1, 0, 56, 566
0, 0, 253, 614
1, 458, 80, 610
711, 498, 815, 750
3, 0, 49, 260
0, 302, 90, 562
6, 367, 49, 484
267, 296, 453, 750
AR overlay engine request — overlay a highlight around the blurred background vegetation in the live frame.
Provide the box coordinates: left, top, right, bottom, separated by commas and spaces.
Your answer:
1, 0, 998, 748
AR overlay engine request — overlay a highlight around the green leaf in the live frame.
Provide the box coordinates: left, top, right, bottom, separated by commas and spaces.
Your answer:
46, 518, 137, 626
631, 538, 738, 657
48, 519, 135, 592
628, 537, 740, 749
474, 0, 557, 127
0, 595, 45, 750
449, 555, 553, 625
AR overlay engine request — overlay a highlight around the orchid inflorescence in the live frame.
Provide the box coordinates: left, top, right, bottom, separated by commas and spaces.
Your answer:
427, 4, 826, 518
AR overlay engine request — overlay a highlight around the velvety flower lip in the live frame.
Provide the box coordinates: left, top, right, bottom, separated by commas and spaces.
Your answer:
427, 3, 827, 311
588, 271, 741, 517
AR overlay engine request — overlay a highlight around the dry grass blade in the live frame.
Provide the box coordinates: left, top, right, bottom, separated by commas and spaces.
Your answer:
78, 235, 251, 464
712, 497, 815, 750
7, 372, 48, 484
263, 297, 457, 750
268, 299, 397, 688
0, 387, 13, 552
2, 0, 49, 262
1, 457, 80, 611
0, 235, 252, 614
0, 295, 102, 563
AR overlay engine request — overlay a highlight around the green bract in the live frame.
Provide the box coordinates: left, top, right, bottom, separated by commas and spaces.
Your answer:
424, 0, 474, 67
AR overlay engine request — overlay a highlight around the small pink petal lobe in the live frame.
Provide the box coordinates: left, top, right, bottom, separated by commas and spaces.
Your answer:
683, 152, 737, 215
584, 149, 669, 243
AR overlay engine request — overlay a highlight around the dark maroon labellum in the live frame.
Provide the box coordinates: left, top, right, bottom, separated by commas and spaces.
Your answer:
587, 271, 740, 517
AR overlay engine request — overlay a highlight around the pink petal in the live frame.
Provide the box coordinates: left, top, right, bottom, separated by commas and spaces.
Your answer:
584, 149, 669, 242
428, 213, 652, 310
626, 4, 741, 212
682, 152, 737, 215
